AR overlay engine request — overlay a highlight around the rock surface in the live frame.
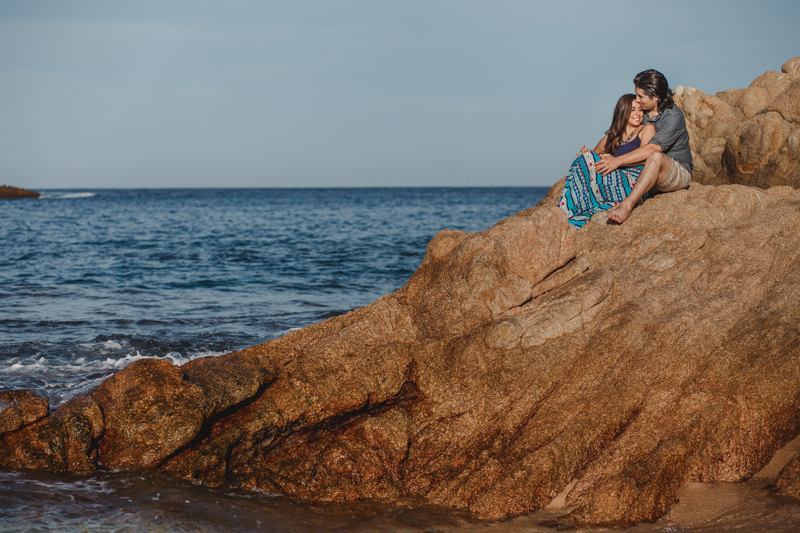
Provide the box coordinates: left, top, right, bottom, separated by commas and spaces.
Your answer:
0, 395, 102, 475
675, 56, 800, 188
777, 454, 800, 500
0, 391, 49, 435
0, 185, 40, 199
4, 181, 800, 526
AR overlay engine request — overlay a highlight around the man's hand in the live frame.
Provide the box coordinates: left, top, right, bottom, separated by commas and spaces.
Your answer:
595, 154, 620, 176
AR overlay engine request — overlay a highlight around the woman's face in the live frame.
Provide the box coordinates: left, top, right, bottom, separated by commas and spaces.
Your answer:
628, 101, 644, 127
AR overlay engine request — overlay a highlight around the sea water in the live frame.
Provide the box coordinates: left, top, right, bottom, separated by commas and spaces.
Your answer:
3, 188, 800, 532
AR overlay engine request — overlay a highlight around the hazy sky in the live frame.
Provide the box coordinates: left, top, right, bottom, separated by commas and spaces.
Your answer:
2, 1, 798, 189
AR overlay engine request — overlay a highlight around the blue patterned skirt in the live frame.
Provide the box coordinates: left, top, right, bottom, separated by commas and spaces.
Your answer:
558, 152, 644, 228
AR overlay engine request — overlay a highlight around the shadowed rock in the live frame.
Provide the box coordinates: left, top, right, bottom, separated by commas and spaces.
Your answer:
777, 453, 800, 499
3, 183, 800, 526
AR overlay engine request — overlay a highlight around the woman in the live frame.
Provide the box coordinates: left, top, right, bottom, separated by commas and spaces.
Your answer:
559, 94, 655, 228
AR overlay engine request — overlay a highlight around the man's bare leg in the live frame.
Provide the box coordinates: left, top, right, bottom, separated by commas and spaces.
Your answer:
607, 152, 672, 224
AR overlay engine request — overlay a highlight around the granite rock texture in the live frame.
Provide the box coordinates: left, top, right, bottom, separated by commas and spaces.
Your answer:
3, 183, 800, 526
777, 452, 800, 500
676, 56, 800, 188
0, 395, 102, 475
0, 390, 49, 435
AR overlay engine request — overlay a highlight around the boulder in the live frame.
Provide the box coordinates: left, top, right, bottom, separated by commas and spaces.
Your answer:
161, 186, 800, 527
676, 56, 800, 188
0, 390, 49, 436
88, 355, 271, 471
5, 183, 800, 526
750, 68, 793, 100
722, 112, 799, 188
0, 396, 102, 475
90, 358, 208, 470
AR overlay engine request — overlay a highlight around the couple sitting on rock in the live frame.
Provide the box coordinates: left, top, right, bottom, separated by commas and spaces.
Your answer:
559, 69, 693, 227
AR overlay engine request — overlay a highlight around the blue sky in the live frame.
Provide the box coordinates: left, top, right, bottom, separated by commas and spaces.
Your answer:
1, 1, 798, 189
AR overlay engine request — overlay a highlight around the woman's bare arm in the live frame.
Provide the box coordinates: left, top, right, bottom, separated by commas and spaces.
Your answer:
592, 135, 608, 154
639, 124, 656, 145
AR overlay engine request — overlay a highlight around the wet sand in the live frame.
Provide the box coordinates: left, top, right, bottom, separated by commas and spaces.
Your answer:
451, 435, 800, 532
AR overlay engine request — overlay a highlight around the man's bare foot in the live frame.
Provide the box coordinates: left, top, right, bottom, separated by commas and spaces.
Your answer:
607, 202, 633, 224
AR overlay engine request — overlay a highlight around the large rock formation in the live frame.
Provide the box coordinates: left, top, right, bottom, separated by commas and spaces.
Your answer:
676, 56, 800, 188
4, 181, 800, 527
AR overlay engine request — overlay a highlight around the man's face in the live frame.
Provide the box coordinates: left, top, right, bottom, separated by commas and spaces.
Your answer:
635, 87, 659, 113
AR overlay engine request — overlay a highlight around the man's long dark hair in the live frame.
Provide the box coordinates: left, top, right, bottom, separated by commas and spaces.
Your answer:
605, 94, 636, 155
634, 69, 674, 112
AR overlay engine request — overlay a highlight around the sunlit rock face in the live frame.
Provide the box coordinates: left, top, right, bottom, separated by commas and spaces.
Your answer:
676, 56, 800, 189
4, 181, 800, 527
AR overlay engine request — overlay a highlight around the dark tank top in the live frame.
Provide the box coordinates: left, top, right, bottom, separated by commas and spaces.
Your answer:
613, 135, 642, 157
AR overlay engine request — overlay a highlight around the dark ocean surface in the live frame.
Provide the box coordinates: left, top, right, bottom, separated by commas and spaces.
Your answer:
3, 188, 800, 532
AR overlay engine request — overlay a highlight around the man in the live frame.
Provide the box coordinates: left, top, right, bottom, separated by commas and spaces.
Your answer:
597, 70, 693, 224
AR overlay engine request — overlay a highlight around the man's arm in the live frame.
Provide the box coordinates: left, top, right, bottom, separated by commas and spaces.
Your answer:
594, 143, 661, 176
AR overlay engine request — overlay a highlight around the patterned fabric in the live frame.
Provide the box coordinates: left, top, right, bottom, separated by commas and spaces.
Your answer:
558, 152, 644, 228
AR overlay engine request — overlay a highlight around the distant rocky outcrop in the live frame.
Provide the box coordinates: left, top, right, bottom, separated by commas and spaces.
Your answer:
676, 56, 800, 188
4, 179, 800, 527
0, 185, 40, 199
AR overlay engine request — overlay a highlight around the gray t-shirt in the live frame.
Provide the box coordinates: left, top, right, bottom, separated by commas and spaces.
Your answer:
644, 106, 693, 174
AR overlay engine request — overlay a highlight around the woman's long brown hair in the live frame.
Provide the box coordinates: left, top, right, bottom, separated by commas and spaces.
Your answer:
604, 94, 637, 155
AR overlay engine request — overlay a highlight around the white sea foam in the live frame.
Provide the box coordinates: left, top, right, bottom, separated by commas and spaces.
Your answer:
10, 357, 47, 370
28, 477, 117, 495
1, 348, 226, 407
39, 192, 97, 199
3, 350, 222, 375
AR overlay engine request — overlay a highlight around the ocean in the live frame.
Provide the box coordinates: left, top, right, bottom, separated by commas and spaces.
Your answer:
3, 187, 800, 532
